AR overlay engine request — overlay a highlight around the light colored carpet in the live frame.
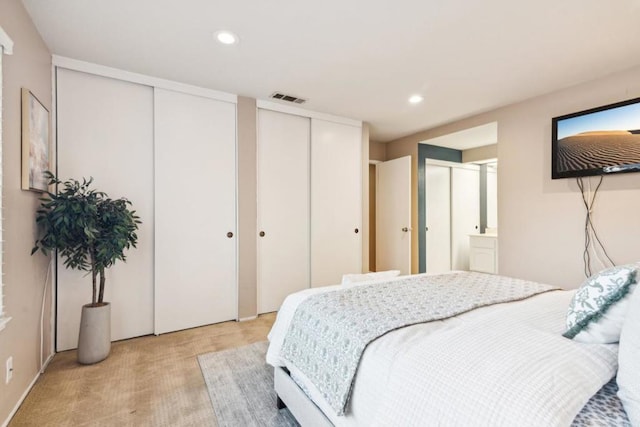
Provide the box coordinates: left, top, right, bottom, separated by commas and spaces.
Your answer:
10, 314, 277, 426
198, 341, 300, 427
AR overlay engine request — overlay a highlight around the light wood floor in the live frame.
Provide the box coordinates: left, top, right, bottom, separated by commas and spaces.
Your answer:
9, 313, 277, 427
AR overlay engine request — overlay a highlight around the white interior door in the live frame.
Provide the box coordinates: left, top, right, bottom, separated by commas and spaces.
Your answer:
56, 68, 154, 351
451, 166, 480, 270
257, 109, 310, 313
425, 163, 452, 274
154, 88, 237, 334
311, 119, 362, 287
376, 156, 412, 275
486, 166, 498, 229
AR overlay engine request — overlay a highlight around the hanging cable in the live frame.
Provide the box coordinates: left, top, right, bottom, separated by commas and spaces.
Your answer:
576, 176, 615, 277
40, 258, 53, 373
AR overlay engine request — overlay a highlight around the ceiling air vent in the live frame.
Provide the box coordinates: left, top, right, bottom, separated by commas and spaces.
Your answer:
270, 92, 307, 104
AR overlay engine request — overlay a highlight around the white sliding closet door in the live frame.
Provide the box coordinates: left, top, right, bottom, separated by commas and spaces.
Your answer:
154, 88, 237, 334
425, 164, 452, 274
311, 119, 362, 287
257, 109, 310, 313
56, 68, 154, 351
451, 166, 480, 271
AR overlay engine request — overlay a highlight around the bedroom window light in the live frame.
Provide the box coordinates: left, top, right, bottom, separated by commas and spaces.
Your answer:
0, 26, 13, 332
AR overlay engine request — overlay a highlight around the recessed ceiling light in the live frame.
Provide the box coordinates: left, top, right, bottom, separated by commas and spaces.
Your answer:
409, 95, 424, 104
215, 30, 238, 45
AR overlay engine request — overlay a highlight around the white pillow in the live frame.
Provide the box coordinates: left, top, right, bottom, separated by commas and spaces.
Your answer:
618, 285, 640, 426
563, 264, 637, 344
341, 270, 401, 285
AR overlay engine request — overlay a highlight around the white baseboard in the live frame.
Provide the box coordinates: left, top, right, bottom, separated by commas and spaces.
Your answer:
1, 352, 54, 427
1, 370, 41, 427
238, 315, 258, 322
40, 353, 54, 374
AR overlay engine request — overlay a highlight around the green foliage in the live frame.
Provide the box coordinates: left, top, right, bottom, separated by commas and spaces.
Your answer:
32, 172, 141, 304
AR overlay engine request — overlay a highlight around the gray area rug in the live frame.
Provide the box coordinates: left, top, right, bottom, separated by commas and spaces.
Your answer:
198, 341, 300, 427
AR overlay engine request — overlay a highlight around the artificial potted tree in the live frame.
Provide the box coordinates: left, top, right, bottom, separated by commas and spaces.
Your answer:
32, 173, 140, 364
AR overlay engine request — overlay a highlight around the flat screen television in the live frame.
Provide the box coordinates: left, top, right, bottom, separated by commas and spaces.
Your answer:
552, 97, 640, 179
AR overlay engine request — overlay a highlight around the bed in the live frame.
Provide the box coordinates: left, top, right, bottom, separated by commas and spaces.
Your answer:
266, 271, 634, 426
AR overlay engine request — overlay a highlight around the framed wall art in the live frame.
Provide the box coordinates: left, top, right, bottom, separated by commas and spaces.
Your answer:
21, 87, 50, 192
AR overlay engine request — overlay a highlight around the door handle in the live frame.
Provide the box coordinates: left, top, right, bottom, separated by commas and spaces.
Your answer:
227, 232, 234, 238
354, 228, 359, 234
259, 231, 265, 237
402, 227, 409, 232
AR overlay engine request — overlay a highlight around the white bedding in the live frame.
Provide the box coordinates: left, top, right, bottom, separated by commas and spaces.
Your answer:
267, 273, 619, 426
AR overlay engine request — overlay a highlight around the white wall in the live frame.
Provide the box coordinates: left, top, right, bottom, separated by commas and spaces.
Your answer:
385, 64, 640, 288
497, 67, 640, 287
0, 0, 53, 423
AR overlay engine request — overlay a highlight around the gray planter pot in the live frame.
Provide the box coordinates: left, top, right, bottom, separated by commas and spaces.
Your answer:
77, 302, 111, 365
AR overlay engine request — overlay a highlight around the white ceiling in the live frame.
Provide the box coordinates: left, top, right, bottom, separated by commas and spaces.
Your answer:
21, 0, 640, 142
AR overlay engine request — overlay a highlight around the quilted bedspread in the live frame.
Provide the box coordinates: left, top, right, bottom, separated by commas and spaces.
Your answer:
279, 271, 560, 415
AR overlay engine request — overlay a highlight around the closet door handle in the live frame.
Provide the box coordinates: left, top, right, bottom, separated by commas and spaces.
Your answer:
259, 231, 265, 237
402, 227, 409, 232
227, 232, 234, 238
354, 228, 359, 234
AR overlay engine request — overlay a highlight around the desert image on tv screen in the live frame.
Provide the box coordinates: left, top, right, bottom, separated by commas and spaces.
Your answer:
556, 102, 640, 174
